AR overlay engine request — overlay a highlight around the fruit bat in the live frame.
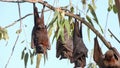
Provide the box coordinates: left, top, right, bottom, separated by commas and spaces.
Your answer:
31, 3, 50, 58
56, 27, 73, 61
93, 37, 120, 68
73, 17, 88, 68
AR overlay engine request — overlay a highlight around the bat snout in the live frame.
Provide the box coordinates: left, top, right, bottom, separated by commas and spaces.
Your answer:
36, 44, 44, 53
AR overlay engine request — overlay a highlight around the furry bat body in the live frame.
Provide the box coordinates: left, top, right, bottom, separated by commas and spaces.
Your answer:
94, 37, 120, 68
31, 3, 50, 57
73, 18, 88, 68
56, 28, 73, 61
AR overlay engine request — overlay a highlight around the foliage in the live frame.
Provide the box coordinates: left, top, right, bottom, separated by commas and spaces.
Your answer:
48, 10, 71, 43
0, 27, 9, 40
0, 0, 120, 68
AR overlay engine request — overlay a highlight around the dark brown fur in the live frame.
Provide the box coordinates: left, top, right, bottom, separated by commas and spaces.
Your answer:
56, 28, 73, 61
93, 37, 120, 68
73, 18, 88, 68
31, 3, 50, 56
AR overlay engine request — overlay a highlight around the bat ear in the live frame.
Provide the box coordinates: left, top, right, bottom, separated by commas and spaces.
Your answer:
93, 36, 103, 63
79, 21, 82, 38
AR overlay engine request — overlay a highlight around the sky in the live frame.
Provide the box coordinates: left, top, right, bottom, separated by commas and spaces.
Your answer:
0, 0, 120, 68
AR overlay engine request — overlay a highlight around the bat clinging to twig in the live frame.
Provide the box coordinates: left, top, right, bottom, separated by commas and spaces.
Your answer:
31, 3, 50, 59
93, 37, 120, 68
56, 27, 73, 61
73, 17, 88, 68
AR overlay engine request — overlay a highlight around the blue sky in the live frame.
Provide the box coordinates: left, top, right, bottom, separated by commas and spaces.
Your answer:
0, 0, 120, 68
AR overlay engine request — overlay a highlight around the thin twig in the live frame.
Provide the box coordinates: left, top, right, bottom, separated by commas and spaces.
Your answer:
5, 2, 22, 68
104, 12, 109, 40
108, 29, 120, 43
4, 9, 50, 29
5, 35, 19, 68
17, 2, 22, 30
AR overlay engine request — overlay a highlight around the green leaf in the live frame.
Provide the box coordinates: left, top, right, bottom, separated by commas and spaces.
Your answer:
88, 4, 98, 23
21, 40, 25, 43
56, 27, 61, 40
48, 26, 53, 37
48, 11, 58, 28
88, 4, 103, 33
92, 0, 96, 9
36, 54, 42, 68
29, 50, 34, 65
86, 15, 94, 27
30, 54, 34, 65
60, 28, 65, 42
24, 53, 29, 68
108, 6, 112, 12
113, 5, 118, 13
64, 19, 70, 37
21, 50, 25, 60
87, 28, 91, 41
70, 6, 74, 13
57, 12, 61, 25
108, 0, 113, 6
69, 6, 74, 23
52, 32, 56, 44
108, 0, 113, 12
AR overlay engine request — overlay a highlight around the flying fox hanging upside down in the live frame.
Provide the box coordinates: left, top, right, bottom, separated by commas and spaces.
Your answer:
56, 27, 73, 61
93, 37, 120, 68
31, 3, 50, 58
73, 16, 88, 68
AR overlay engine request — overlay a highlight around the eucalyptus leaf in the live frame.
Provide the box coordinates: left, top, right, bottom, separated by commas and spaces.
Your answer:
113, 5, 118, 13
30, 51, 34, 65
87, 28, 91, 41
48, 12, 58, 28
92, 0, 96, 9
88, 4, 98, 23
88, 4, 103, 33
56, 27, 61, 40
86, 15, 94, 27
24, 53, 29, 68
108, 0, 113, 6
3, 30, 9, 40
21, 50, 25, 60
64, 19, 70, 37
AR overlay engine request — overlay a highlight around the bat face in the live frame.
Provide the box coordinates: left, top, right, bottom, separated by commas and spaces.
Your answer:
93, 37, 120, 68
73, 18, 88, 68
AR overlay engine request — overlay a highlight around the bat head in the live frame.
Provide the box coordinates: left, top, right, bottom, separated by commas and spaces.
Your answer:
36, 44, 44, 53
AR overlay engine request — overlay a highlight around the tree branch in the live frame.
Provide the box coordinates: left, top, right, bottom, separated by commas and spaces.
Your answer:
37, 1, 112, 49
1, 0, 112, 49
108, 29, 120, 43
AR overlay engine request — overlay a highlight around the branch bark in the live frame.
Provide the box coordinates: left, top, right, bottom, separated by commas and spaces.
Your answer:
0, 0, 112, 49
